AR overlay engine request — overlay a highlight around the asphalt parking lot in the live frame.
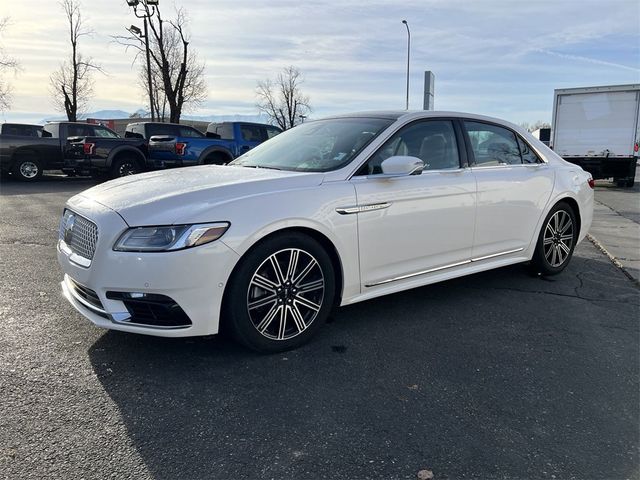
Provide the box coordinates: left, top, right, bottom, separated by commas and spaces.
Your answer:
0, 174, 638, 480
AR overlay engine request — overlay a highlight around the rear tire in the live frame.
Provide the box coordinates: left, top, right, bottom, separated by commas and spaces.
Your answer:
530, 202, 578, 276
111, 156, 142, 178
615, 177, 635, 188
12, 155, 43, 182
223, 232, 335, 353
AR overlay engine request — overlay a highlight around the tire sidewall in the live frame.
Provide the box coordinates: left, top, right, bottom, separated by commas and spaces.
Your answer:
111, 157, 141, 178
532, 202, 578, 275
224, 232, 335, 353
13, 157, 43, 182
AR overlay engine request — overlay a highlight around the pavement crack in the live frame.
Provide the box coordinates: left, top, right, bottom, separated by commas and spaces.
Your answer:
0, 240, 52, 247
466, 285, 639, 306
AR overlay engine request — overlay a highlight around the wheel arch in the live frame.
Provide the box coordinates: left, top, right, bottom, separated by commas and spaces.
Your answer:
11, 147, 41, 165
224, 225, 345, 309
199, 147, 234, 165
558, 196, 581, 237
107, 146, 146, 168
526, 192, 583, 258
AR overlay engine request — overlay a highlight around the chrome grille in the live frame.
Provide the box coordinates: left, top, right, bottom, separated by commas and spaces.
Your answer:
59, 210, 98, 260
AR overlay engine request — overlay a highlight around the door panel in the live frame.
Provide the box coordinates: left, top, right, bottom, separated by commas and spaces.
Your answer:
471, 164, 554, 258
352, 169, 476, 287
463, 120, 555, 258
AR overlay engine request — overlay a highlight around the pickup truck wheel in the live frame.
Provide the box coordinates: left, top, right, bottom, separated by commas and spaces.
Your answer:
203, 152, 230, 165
13, 156, 43, 182
615, 177, 635, 188
111, 157, 142, 178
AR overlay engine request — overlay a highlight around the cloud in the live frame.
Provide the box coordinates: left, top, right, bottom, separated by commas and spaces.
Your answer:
2, 0, 639, 125
535, 49, 640, 73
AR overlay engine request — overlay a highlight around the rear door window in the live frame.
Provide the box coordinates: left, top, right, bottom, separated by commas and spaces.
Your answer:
265, 126, 281, 139
517, 136, 542, 164
92, 126, 119, 138
464, 121, 522, 166
178, 126, 204, 138
240, 124, 263, 142
66, 124, 92, 137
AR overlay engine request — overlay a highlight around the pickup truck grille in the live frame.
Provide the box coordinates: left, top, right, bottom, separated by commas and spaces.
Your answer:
59, 210, 98, 260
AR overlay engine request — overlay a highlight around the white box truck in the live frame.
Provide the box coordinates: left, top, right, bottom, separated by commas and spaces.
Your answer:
551, 84, 639, 187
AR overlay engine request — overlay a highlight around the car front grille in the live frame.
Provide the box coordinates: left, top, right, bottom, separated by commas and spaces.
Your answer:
59, 210, 98, 260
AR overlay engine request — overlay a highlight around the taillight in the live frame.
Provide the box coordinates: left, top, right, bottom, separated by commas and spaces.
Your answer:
588, 178, 595, 189
634, 142, 638, 153
83, 142, 95, 155
175, 142, 187, 155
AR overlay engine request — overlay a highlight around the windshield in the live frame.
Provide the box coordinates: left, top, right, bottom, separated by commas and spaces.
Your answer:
229, 117, 394, 172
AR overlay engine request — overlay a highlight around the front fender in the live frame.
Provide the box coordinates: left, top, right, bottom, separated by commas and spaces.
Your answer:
217, 182, 361, 302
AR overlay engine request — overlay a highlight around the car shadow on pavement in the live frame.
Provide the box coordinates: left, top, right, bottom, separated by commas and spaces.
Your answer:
87, 249, 639, 480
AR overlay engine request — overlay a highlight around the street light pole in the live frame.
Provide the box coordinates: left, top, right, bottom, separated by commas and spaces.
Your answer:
401, 19, 410, 110
127, 0, 158, 121
142, 17, 154, 121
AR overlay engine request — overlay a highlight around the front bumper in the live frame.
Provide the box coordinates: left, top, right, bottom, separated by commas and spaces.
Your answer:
57, 197, 240, 337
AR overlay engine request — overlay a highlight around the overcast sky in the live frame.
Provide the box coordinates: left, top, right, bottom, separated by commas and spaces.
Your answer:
1, 0, 639, 125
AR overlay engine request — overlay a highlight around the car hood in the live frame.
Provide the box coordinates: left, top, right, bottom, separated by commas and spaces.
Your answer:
74, 165, 324, 226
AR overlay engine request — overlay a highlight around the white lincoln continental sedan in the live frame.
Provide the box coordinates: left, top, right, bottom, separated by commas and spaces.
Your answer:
58, 111, 594, 352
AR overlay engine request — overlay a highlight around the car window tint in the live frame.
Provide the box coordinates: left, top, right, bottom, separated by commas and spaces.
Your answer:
66, 124, 91, 137
211, 123, 233, 140
464, 121, 522, 166
265, 127, 281, 139
517, 136, 541, 164
93, 127, 119, 138
148, 124, 178, 136
360, 120, 460, 175
240, 124, 263, 142
179, 126, 204, 138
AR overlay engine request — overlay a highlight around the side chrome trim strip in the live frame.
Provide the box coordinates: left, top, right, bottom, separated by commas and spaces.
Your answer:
336, 202, 392, 215
365, 260, 471, 287
471, 247, 524, 262
364, 247, 525, 288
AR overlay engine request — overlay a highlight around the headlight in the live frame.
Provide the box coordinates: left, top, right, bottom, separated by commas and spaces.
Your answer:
113, 222, 230, 252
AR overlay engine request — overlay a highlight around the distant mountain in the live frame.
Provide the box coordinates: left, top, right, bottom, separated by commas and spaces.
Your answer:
40, 110, 274, 125
41, 110, 131, 123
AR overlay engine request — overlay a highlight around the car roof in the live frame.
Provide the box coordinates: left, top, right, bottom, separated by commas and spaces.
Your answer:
321, 110, 526, 134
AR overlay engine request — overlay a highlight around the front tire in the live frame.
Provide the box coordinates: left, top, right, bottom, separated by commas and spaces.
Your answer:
530, 202, 577, 275
223, 232, 335, 353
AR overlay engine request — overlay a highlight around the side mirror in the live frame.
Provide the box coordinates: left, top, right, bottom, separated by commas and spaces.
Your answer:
380, 156, 424, 176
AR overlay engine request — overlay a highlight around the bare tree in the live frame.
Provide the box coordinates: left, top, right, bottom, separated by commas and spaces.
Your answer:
49, 0, 102, 121
0, 17, 19, 111
520, 120, 551, 132
256, 66, 311, 130
116, 5, 206, 123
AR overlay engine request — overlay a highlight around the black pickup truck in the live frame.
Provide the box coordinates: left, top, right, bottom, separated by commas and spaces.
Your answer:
0, 122, 143, 181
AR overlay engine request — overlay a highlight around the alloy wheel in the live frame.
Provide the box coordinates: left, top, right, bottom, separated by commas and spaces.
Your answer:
118, 162, 138, 176
247, 248, 325, 341
543, 210, 574, 267
19, 161, 39, 179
